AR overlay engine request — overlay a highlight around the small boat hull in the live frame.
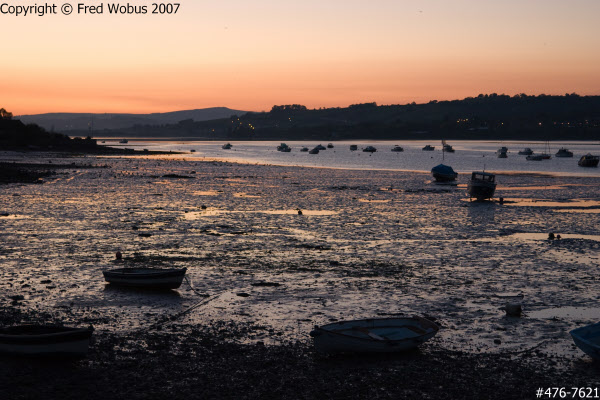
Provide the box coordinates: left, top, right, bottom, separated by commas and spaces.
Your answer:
431, 164, 457, 182
310, 317, 439, 354
467, 171, 496, 200
579, 154, 599, 167
0, 325, 93, 357
103, 267, 187, 289
570, 322, 600, 361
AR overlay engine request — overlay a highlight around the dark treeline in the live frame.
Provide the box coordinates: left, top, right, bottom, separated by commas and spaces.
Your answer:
1, 109, 141, 153
17, 94, 600, 140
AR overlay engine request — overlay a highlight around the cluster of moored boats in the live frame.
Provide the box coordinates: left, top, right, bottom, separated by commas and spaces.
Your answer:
504, 146, 599, 166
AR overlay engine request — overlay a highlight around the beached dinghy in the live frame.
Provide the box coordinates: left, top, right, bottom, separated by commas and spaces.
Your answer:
310, 316, 439, 353
570, 322, 600, 361
103, 267, 187, 289
0, 325, 93, 357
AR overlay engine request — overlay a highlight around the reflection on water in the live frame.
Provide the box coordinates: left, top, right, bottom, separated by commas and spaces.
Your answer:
102, 139, 600, 177
508, 233, 600, 241
554, 209, 600, 214
529, 307, 600, 320
503, 199, 600, 208
184, 209, 338, 219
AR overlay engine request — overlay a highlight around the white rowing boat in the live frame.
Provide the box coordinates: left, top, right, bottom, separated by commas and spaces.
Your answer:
310, 316, 439, 353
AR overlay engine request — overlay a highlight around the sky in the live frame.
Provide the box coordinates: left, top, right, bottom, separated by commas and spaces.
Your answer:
2, 0, 600, 114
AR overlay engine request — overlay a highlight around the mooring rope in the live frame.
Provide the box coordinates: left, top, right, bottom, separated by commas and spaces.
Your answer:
134, 275, 225, 333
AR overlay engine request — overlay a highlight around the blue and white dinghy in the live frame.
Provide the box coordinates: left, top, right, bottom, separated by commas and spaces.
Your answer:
310, 316, 439, 353
570, 322, 600, 361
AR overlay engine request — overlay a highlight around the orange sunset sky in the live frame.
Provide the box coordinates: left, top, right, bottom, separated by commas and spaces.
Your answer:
2, 0, 600, 115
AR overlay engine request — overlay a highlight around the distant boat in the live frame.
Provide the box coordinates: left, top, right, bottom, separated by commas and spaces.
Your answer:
101, 140, 106, 143
467, 171, 496, 201
327, 143, 334, 148
578, 154, 599, 167
518, 148, 533, 155
300, 147, 309, 152
119, 139, 128, 144
391, 145, 404, 152
103, 267, 187, 289
0, 325, 94, 357
555, 148, 573, 158
222, 143, 232, 150
310, 316, 439, 354
315, 144, 327, 151
570, 322, 600, 361
363, 146, 377, 153
309, 147, 320, 154
190, 149, 196, 153
526, 154, 544, 161
431, 164, 458, 182
349, 145, 358, 151
442, 144, 455, 153
277, 143, 291, 152
422, 145, 435, 151
538, 141, 552, 159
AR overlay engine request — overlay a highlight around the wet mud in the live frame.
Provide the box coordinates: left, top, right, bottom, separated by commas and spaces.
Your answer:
1, 153, 599, 398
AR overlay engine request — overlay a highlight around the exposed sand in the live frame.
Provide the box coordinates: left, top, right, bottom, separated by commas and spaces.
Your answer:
1, 152, 599, 398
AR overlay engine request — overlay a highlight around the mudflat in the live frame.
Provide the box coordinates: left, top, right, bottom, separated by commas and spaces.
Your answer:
1, 152, 599, 399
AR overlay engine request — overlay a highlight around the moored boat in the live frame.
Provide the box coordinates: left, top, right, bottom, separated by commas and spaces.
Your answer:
578, 154, 599, 167
467, 171, 496, 200
391, 145, 404, 152
518, 148, 533, 155
570, 322, 600, 361
349, 145, 358, 151
327, 143, 334, 148
103, 267, 187, 289
442, 144, 455, 153
555, 148, 573, 157
315, 144, 327, 151
422, 145, 435, 151
363, 146, 377, 153
0, 325, 94, 357
497, 151, 507, 158
310, 316, 439, 353
431, 164, 458, 182
300, 147, 309, 152
119, 139, 128, 144
277, 143, 291, 152
222, 143, 232, 150
308, 147, 320, 154
526, 154, 544, 161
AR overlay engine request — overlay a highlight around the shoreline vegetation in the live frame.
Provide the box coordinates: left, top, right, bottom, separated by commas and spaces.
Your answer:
18, 94, 600, 141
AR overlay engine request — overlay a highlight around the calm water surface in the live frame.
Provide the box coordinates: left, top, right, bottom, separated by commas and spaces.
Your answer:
102, 139, 600, 177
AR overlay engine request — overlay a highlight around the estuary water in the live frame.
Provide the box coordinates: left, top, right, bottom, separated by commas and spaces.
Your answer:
101, 139, 600, 177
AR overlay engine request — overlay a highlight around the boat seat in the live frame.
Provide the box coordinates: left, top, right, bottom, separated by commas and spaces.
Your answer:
351, 327, 387, 340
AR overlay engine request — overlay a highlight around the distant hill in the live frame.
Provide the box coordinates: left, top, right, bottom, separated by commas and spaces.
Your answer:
16, 107, 247, 132
86, 94, 600, 141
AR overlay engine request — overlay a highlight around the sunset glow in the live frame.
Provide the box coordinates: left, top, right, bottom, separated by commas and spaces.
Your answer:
3, 0, 600, 114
